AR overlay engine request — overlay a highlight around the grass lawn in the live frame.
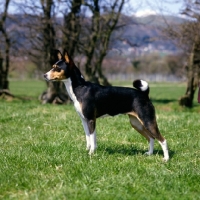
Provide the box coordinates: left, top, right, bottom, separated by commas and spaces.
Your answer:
0, 80, 200, 199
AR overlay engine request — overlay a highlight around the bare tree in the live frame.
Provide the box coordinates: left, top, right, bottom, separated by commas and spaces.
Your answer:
15, 0, 69, 103
163, 0, 200, 107
39, 0, 69, 104
82, 0, 125, 85
178, 0, 200, 107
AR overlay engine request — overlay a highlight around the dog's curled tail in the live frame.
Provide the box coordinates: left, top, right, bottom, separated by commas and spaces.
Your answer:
133, 80, 149, 95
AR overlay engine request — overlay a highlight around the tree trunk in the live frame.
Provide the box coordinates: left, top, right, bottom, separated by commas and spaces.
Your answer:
179, 38, 200, 107
0, 0, 10, 94
62, 0, 82, 56
38, 0, 70, 104
0, 52, 12, 99
40, 81, 69, 104
0, 54, 8, 90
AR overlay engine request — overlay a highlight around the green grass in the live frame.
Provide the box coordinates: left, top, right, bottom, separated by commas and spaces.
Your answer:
9, 80, 47, 99
0, 80, 200, 199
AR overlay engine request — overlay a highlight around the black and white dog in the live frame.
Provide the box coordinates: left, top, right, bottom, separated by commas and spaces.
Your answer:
44, 50, 169, 161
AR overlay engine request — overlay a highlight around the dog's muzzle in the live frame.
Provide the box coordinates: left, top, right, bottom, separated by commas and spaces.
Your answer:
43, 74, 49, 81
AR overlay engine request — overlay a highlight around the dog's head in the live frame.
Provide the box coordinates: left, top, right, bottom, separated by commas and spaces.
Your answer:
44, 49, 74, 81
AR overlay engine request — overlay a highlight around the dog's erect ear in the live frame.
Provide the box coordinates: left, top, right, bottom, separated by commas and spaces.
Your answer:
63, 49, 75, 66
57, 50, 63, 60
63, 50, 70, 64
50, 49, 63, 65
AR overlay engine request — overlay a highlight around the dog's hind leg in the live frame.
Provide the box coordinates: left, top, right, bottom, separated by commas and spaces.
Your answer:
158, 140, 169, 162
128, 114, 155, 156
143, 119, 169, 161
129, 114, 169, 161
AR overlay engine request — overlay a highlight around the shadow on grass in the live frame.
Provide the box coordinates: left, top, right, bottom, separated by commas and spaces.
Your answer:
0, 94, 38, 103
104, 145, 147, 156
151, 98, 177, 104
103, 144, 175, 158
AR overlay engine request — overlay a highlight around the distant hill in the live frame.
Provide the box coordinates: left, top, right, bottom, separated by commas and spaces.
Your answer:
6, 13, 186, 57
108, 14, 185, 56
134, 14, 185, 26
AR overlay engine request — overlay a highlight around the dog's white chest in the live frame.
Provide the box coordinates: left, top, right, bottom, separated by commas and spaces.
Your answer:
63, 79, 85, 119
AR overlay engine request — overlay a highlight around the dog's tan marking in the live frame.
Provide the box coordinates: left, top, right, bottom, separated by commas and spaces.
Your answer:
128, 114, 150, 142
50, 69, 66, 80
127, 111, 144, 126
147, 122, 165, 142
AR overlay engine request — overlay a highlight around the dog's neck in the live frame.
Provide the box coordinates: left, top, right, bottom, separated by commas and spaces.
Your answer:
62, 66, 85, 102
69, 66, 85, 88
62, 78, 78, 103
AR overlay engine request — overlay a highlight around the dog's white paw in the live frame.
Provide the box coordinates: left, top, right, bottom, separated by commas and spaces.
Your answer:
88, 149, 95, 155
86, 145, 91, 151
163, 156, 169, 162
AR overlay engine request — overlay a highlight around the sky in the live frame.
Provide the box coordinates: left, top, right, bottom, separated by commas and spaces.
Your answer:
5, 0, 185, 17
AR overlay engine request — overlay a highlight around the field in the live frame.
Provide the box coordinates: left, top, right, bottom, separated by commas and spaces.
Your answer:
0, 80, 200, 200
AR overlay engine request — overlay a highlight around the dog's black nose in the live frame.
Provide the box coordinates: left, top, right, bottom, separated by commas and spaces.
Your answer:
44, 74, 48, 80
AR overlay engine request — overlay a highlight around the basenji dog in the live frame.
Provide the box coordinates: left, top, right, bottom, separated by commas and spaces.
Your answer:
44, 49, 169, 161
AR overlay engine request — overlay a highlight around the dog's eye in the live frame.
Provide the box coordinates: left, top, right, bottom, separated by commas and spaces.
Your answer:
52, 66, 61, 72
55, 67, 61, 72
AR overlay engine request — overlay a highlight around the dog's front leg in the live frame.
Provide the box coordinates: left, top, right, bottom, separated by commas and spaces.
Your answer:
81, 118, 97, 154
87, 120, 97, 155
89, 130, 97, 155
81, 118, 91, 151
